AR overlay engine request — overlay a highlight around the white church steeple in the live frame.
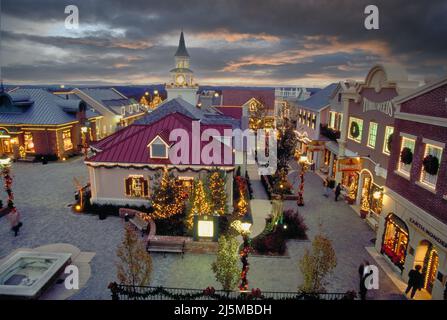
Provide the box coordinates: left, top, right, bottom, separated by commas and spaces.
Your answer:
166, 31, 198, 105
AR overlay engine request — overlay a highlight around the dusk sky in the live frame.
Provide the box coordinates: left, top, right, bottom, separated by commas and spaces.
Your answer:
1, 0, 447, 87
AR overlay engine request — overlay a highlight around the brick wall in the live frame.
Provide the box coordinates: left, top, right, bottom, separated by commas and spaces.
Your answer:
400, 84, 447, 118
386, 119, 447, 223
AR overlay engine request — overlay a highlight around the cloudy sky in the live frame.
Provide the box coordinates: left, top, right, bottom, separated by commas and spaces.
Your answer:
1, 0, 446, 87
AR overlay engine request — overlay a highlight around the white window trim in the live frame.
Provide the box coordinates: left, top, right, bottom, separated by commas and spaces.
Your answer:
147, 135, 169, 159
367, 122, 378, 149
422, 138, 445, 149
418, 143, 443, 190
347, 117, 363, 143
382, 126, 394, 155
397, 136, 415, 176
399, 132, 417, 140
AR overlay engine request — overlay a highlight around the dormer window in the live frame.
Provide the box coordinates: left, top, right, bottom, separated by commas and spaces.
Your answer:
121, 106, 126, 115
148, 136, 169, 159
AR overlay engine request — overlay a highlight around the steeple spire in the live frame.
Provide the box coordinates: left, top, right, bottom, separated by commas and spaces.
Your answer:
175, 31, 190, 58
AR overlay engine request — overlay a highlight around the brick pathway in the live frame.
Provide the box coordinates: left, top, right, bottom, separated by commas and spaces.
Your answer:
0, 158, 404, 299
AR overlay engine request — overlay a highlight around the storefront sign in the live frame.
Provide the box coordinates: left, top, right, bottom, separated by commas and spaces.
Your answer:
409, 217, 447, 249
338, 158, 361, 172
362, 98, 394, 117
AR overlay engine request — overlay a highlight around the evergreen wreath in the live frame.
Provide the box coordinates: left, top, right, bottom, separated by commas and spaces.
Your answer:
400, 147, 413, 165
387, 134, 393, 153
423, 154, 440, 175
349, 121, 360, 138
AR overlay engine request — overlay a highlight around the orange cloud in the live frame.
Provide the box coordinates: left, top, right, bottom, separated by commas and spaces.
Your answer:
196, 28, 280, 43
223, 36, 392, 72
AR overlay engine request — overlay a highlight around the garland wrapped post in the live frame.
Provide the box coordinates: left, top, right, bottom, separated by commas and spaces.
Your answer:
239, 234, 251, 291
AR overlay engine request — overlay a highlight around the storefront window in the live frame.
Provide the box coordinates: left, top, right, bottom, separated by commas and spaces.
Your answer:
369, 184, 383, 215
62, 129, 73, 151
24, 132, 35, 153
125, 176, 149, 198
382, 214, 408, 270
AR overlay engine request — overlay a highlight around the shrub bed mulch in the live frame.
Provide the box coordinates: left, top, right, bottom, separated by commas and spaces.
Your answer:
251, 209, 308, 256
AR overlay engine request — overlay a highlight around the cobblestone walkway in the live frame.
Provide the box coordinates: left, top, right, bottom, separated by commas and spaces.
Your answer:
0, 159, 403, 299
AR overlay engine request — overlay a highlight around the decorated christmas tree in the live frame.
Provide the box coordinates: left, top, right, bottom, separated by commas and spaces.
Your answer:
150, 168, 187, 220
186, 179, 211, 228
207, 169, 228, 216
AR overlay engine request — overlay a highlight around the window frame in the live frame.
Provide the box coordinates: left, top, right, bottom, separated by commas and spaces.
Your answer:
24, 132, 35, 153
397, 136, 416, 177
383, 126, 394, 155
62, 129, 73, 151
419, 143, 443, 189
367, 122, 378, 149
347, 117, 363, 143
148, 136, 169, 159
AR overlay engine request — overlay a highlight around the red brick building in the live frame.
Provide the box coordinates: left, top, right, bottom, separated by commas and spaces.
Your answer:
376, 76, 447, 300
0, 88, 101, 160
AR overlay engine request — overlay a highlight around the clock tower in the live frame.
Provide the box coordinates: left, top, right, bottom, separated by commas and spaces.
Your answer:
166, 31, 199, 105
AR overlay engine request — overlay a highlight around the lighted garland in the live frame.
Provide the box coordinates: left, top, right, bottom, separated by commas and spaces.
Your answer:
239, 236, 251, 291
349, 121, 360, 138
400, 147, 413, 165
423, 154, 440, 175
2, 167, 15, 210
86, 163, 234, 173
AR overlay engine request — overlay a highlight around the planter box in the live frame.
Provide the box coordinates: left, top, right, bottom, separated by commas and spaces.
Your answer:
360, 210, 368, 219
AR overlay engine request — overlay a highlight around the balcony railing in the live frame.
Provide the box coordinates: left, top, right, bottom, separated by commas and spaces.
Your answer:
108, 283, 356, 300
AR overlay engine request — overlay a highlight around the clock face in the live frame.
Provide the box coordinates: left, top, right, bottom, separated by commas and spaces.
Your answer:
176, 74, 185, 85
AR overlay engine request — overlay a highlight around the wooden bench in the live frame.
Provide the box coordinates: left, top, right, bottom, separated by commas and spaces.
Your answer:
147, 238, 186, 258
129, 214, 149, 236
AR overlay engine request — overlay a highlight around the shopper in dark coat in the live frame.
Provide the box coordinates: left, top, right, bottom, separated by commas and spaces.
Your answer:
405, 265, 423, 299
335, 183, 342, 201
358, 261, 373, 300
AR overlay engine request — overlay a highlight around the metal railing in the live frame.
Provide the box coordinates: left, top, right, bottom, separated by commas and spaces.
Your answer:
108, 283, 355, 301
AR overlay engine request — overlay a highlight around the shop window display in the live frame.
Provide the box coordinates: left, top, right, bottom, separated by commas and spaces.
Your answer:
382, 214, 409, 270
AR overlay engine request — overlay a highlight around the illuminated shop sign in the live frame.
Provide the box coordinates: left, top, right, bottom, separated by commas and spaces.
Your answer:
409, 217, 447, 249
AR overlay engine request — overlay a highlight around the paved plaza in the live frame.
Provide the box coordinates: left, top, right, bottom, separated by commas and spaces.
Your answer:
0, 158, 403, 299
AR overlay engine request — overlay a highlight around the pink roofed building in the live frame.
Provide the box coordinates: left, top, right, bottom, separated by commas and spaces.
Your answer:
86, 98, 236, 207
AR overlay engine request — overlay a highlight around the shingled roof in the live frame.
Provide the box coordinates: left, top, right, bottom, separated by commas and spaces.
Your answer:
296, 83, 338, 111
0, 88, 99, 125
175, 31, 190, 57
134, 97, 240, 128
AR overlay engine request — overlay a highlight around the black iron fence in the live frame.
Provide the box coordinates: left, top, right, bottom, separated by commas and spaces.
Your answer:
108, 283, 356, 300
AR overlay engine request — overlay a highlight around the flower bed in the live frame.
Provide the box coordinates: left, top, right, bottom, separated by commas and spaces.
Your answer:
252, 209, 308, 255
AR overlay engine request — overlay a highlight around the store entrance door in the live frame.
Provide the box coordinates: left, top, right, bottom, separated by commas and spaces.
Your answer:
414, 240, 439, 295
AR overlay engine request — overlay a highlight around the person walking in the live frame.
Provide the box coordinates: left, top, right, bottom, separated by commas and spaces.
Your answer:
7, 208, 23, 237
405, 265, 423, 299
335, 183, 342, 201
358, 260, 373, 300
323, 177, 329, 197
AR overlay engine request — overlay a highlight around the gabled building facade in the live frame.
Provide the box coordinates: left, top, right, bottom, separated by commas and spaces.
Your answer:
0, 88, 101, 160
55, 87, 146, 139
376, 76, 447, 300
